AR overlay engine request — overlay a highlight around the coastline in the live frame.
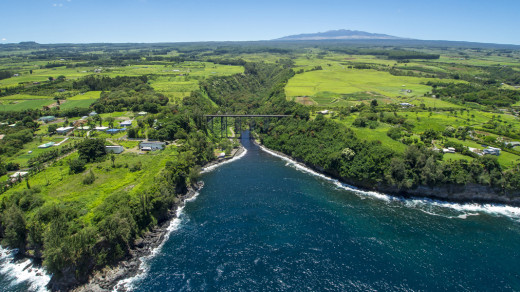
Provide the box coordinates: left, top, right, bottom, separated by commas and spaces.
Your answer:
253, 139, 520, 212
70, 145, 247, 292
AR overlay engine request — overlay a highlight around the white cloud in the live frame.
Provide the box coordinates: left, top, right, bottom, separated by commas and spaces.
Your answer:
53, 3, 57, 6
1, 38, 6, 41
53, 3, 64, 7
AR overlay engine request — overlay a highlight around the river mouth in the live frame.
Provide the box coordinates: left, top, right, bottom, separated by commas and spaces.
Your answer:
1, 131, 519, 291
126, 131, 520, 291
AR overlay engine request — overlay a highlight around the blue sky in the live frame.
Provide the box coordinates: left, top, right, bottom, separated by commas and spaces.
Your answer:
1, 0, 519, 45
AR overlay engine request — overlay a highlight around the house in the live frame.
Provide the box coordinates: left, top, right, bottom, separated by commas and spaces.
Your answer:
89, 111, 98, 117
119, 120, 133, 127
399, 103, 413, 107
217, 152, 226, 159
10, 172, 28, 180
137, 111, 148, 116
56, 126, 74, 135
106, 145, 124, 154
13, 74, 20, 77
57, 89, 66, 93
318, 110, 330, 115
33, 82, 40, 85
139, 141, 165, 151
77, 126, 90, 130
505, 141, 520, 147
106, 128, 121, 134
442, 147, 456, 154
38, 142, 55, 149
39, 116, 56, 123
483, 147, 500, 156
95, 126, 109, 131
0, 134, 4, 140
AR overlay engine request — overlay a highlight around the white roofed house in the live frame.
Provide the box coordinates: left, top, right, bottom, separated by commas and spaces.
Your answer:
119, 120, 133, 127
56, 126, 74, 135
139, 141, 165, 151
106, 145, 124, 154
483, 147, 500, 156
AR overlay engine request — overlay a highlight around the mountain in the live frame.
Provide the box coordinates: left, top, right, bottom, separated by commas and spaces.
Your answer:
275, 29, 407, 41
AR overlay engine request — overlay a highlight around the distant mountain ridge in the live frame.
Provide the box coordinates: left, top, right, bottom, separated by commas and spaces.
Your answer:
275, 29, 407, 41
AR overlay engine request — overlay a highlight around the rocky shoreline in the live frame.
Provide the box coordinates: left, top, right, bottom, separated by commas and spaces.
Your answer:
254, 139, 520, 207
72, 145, 246, 292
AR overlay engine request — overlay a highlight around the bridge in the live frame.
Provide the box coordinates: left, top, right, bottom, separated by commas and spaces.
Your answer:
204, 114, 291, 138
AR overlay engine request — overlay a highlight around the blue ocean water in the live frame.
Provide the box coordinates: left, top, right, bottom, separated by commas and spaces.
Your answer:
130, 134, 520, 291
2, 132, 520, 291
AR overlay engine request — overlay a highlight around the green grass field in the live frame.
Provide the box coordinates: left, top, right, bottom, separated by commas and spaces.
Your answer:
286, 67, 436, 101
68, 91, 102, 100
60, 99, 97, 109
0, 94, 53, 100
5, 146, 178, 224
0, 99, 54, 111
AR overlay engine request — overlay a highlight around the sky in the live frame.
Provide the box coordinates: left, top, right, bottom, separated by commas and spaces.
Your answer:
1, 0, 520, 45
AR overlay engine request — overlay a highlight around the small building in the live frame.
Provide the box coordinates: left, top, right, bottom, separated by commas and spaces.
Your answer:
119, 120, 133, 127
39, 116, 56, 123
483, 147, 500, 156
57, 89, 66, 93
77, 126, 90, 130
139, 141, 165, 151
318, 110, 330, 115
442, 147, 456, 154
106, 128, 121, 134
137, 111, 148, 116
33, 82, 40, 85
81, 116, 89, 120
0, 134, 4, 140
56, 126, 74, 135
13, 74, 20, 77
217, 152, 226, 159
400, 103, 413, 108
95, 126, 109, 131
505, 141, 520, 147
106, 145, 124, 154
89, 111, 98, 117
38, 142, 55, 149
10, 171, 28, 179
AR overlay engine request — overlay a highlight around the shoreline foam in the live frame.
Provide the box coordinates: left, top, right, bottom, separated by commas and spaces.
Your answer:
258, 143, 520, 220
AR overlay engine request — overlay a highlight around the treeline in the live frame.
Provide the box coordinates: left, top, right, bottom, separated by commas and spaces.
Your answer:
0, 70, 13, 81
329, 47, 440, 60
261, 115, 520, 193
429, 82, 520, 107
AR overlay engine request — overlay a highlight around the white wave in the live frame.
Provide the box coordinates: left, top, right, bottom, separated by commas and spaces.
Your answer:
0, 247, 51, 292
114, 191, 201, 291
201, 147, 247, 173
259, 144, 520, 220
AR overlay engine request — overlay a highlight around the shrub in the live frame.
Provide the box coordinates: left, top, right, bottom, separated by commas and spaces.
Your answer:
82, 169, 95, 185
69, 158, 86, 174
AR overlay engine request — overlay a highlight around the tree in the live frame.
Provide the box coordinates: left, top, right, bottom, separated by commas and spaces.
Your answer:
93, 115, 103, 127
77, 138, 106, 162
110, 154, 116, 168
106, 117, 115, 129
48, 124, 58, 134
2, 205, 27, 252
371, 99, 378, 107
69, 158, 86, 174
